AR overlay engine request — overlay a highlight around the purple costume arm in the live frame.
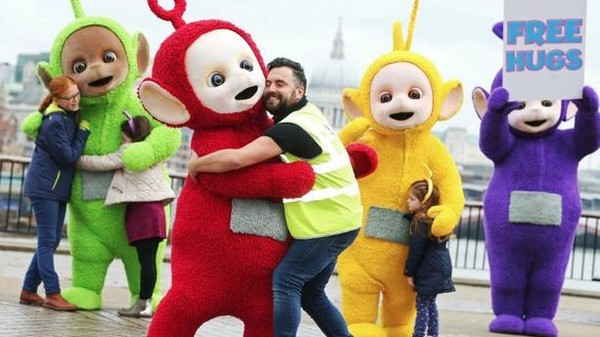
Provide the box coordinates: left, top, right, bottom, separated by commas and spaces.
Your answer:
479, 87, 520, 162
573, 86, 600, 159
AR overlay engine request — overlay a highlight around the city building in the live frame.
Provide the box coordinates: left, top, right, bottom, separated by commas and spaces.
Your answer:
14, 53, 49, 84
12, 59, 45, 106
0, 62, 15, 86
438, 127, 490, 166
308, 19, 359, 131
0, 86, 21, 156
0, 53, 50, 156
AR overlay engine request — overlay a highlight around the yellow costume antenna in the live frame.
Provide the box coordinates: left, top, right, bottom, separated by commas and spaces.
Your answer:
393, 22, 405, 51
405, 0, 419, 50
392, 0, 420, 51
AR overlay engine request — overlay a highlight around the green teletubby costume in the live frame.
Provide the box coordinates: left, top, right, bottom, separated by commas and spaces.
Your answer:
21, 0, 181, 310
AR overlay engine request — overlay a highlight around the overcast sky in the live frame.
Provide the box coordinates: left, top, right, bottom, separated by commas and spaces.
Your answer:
2, 0, 600, 135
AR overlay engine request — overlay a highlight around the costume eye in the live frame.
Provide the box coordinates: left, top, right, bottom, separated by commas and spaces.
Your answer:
541, 100, 553, 107
103, 51, 117, 63
72, 60, 87, 74
408, 88, 422, 100
240, 59, 253, 71
379, 92, 392, 103
208, 72, 225, 87
516, 102, 526, 110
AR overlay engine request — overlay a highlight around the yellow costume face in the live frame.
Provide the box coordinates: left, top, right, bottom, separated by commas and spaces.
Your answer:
343, 21, 463, 135
369, 62, 433, 130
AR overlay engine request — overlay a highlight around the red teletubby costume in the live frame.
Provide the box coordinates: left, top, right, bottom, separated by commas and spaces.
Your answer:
138, 1, 316, 336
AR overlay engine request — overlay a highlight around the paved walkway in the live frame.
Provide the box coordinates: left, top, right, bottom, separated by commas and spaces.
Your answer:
1, 234, 599, 336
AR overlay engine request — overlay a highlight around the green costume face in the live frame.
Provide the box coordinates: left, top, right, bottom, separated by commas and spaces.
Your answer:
21, 1, 181, 310
61, 25, 130, 98
38, 12, 147, 108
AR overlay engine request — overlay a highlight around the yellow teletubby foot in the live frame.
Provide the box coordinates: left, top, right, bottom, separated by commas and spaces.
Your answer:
348, 323, 387, 337
384, 324, 413, 337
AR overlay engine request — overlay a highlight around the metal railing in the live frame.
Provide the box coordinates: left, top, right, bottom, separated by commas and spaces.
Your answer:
0, 155, 32, 233
2, 155, 599, 281
0, 155, 186, 234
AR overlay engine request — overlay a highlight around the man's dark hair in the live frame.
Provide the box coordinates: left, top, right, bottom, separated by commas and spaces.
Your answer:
267, 57, 307, 90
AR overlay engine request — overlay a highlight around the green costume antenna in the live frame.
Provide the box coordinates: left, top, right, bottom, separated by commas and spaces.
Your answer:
71, 0, 85, 18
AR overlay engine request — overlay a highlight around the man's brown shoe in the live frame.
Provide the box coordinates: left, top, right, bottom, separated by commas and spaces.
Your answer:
19, 290, 44, 306
43, 293, 78, 311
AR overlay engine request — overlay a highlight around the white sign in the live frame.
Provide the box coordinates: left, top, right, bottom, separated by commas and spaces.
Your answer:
503, 0, 587, 101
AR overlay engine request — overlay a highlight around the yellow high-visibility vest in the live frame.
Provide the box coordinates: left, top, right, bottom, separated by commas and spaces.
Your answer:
280, 103, 362, 239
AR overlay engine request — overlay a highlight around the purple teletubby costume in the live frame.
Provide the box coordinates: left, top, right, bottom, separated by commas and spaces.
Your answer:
471, 22, 600, 337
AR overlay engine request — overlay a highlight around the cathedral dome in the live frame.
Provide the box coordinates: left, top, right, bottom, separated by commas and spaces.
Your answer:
307, 19, 358, 130
309, 20, 359, 90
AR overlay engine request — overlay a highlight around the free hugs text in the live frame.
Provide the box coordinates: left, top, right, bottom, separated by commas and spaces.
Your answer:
505, 19, 583, 72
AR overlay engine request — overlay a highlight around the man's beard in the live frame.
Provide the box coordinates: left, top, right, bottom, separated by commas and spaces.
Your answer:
265, 94, 291, 115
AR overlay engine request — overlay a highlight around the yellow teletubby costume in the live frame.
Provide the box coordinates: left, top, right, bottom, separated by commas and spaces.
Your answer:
337, 1, 465, 336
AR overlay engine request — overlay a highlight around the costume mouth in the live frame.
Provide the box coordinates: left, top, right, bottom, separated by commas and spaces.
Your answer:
525, 120, 546, 127
235, 86, 258, 100
88, 76, 113, 87
390, 112, 414, 121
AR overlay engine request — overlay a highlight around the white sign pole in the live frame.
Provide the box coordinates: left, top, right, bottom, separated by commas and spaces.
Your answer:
503, 0, 587, 101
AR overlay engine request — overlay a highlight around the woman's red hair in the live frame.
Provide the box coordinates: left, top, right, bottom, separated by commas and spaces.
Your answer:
38, 76, 77, 112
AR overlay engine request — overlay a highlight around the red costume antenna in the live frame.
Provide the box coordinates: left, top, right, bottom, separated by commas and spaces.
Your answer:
147, 0, 187, 29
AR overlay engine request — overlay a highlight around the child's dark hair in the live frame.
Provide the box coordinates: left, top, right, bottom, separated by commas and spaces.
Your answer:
409, 179, 440, 211
121, 115, 152, 142
408, 179, 451, 242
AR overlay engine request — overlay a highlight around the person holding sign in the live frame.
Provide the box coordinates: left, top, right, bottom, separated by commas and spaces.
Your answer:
472, 21, 600, 337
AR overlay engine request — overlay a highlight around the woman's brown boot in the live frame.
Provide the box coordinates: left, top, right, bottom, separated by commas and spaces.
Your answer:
19, 290, 44, 306
43, 293, 78, 311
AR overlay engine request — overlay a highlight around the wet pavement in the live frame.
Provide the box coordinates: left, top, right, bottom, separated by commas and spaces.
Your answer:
0, 234, 599, 337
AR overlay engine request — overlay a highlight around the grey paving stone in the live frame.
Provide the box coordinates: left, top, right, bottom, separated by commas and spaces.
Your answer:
1, 236, 599, 336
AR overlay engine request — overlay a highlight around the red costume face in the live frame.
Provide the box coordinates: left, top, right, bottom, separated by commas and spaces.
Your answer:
139, 20, 268, 130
